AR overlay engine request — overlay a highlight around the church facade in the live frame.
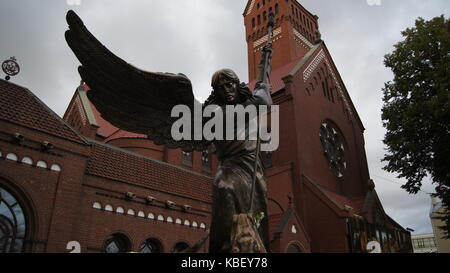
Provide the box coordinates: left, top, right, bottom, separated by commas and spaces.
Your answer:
0, 0, 412, 253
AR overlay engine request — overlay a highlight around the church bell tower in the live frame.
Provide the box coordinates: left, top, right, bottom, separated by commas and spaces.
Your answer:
243, 0, 322, 82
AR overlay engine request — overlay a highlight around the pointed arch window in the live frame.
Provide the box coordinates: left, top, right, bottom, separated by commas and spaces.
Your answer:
325, 78, 331, 101
322, 81, 327, 98
330, 86, 335, 103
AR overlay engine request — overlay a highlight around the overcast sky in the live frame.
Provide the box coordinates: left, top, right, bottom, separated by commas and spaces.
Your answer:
1, 0, 448, 235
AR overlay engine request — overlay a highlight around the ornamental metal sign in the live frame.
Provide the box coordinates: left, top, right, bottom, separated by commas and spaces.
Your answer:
2, 57, 20, 80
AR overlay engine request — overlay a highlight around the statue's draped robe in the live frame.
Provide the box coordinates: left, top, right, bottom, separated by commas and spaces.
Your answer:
208, 95, 270, 253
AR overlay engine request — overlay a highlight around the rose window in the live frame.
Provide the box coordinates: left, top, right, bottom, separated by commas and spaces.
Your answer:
319, 122, 347, 178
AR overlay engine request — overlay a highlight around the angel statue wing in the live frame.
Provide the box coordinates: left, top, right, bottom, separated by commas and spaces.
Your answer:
65, 10, 210, 152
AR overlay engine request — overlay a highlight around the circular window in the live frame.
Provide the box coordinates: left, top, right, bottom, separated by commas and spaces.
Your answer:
319, 122, 347, 178
140, 238, 163, 253
0, 187, 27, 253
104, 234, 131, 253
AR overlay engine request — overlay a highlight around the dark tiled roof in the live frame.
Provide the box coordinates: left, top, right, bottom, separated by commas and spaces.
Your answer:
269, 208, 308, 241
303, 175, 365, 216
321, 188, 365, 216
105, 129, 146, 142
0, 79, 86, 144
85, 141, 212, 202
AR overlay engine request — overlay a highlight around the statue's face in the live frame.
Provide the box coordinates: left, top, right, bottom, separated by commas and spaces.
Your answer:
215, 78, 237, 104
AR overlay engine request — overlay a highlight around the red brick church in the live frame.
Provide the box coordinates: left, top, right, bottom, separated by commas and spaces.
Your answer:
0, 0, 412, 253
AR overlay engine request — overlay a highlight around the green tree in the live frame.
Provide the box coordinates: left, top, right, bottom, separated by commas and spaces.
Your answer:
381, 15, 450, 238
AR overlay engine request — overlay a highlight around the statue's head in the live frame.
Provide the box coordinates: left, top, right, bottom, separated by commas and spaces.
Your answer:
205, 68, 252, 106
211, 69, 240, 104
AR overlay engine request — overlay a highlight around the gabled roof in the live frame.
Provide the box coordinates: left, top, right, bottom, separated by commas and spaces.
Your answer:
323, 188, 366, 216
85, 140, 212, 203
0, 79, 87, 144
303, 175, 365, 217
269, 207, 311, 243
318, 43, 365, 131
249, 41, 365, 131
304, 175, 408, 231
104, 129, 147, 143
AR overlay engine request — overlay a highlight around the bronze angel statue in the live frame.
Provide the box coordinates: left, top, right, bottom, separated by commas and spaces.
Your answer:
65, 10, 275, 253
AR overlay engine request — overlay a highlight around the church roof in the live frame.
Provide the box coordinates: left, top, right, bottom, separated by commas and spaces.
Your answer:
269, 207, 311, 243
0, 79, 87, 144
321, 188, 366, 216
303, 174, 366, 217
85, 140, 212, 203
